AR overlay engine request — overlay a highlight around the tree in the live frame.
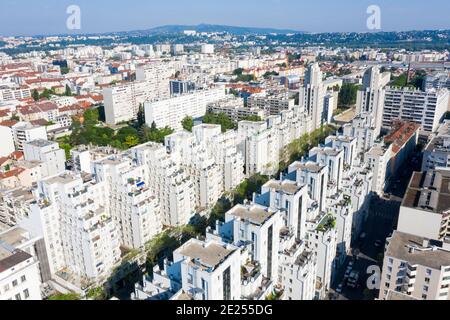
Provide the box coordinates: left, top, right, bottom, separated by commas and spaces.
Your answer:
137, 103, 145, 127
124, 135, 139, 148
32, 89, 39, 101
338, 83, 359, 108
242, 115, 262, 122
83, 109, 99, 126
182, 116, 194, 132
64, 84, 72, 96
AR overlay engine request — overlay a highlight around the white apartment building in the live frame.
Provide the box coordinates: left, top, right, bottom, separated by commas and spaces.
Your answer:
91, 155, 162, 249
379, 231, 450, 301
201, 44, 215, 55
422, 121, 450, 171
165, 131, 223, 209
288, 161, 329, 214
23, 139, 66, 178
356, 66, 390, 138
192, 124, 245, 191
325, 135, 358, 168
299, 63, 326, 131
0, 125, 15, 157
398, 169, 450, 242
309, 146, 345, 190
174, 238, 241, 300
0, 227, 42, 301
247, 92, 295, 116
226, 204, 282, 282
132, 142, 196, 227
145, 87, 226, 130
343, 115, 377, 161
207, 97, 266, 122
103, 81, 153, 125
19, 172, 121, 290
0, 86, 31, 102
306, 212, 338, 298
257, 179, 309, 240
237, 120, 280, 176
367, 144, 393, 196
383, 87, 449, 134
11, 122, 47, 151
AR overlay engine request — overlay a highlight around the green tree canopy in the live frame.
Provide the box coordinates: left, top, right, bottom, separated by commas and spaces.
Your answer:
182, 116, 194, 132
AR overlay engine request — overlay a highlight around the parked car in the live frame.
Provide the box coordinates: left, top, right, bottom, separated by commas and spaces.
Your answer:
374, 240, 383, 247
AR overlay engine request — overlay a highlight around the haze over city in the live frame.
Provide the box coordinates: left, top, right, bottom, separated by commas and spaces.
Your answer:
1, 0, 450, 36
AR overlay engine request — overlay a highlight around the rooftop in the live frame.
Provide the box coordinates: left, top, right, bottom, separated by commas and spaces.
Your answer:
402, 170, 450, 213
265, 179, 302, 195
178, 239, 235, 271
228, 204, 277, 225
290, 161, 325, 174
386, 231, 450, 270
384, 121, 421, 154
24, 139, 56, 148
385, 290, 418, 301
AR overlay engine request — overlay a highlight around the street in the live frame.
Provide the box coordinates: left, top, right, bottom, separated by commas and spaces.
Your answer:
329, 151, 422, 300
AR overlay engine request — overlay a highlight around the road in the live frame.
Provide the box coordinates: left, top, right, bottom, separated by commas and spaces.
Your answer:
329, 151, 422, 300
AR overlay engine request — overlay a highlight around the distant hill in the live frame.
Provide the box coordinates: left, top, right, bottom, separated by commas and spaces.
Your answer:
126, 24, 303, 35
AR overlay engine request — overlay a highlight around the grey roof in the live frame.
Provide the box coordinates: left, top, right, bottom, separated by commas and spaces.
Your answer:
265, 180, 302, 195
386, 231, 450, 270
402, 170, 450, 213
228, 204, 276, 225
178, 240, 235, 271
24, 139, 56, 148
386, 290, 418, 301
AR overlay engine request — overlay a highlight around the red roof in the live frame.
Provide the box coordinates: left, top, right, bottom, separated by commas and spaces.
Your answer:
0, 167, 26, 180
0, 120, 18, 127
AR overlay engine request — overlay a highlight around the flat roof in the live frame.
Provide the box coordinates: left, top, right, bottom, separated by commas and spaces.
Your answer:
386, 290, 418, 301
228, 204, 276, 225
402, 170, 450, 213
386, 231, 450, 270
265, 179, 302, 195
290, 161, 325, 174
0, 227, 28, 248
24, 139, 55, 148
178, 240, 235, 270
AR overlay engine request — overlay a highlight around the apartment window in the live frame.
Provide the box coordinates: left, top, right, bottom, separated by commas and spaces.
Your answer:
15, 293, 21, 300
12, 280, 18, 287
423, 286, 429, 292
422, 294, 427, 300
23, 289, 30, 299
426, 269, 432, 276
21, 275, 26, 283
424, 277, 430, 284
223, 267, 231, 301
4, 284, 10, 292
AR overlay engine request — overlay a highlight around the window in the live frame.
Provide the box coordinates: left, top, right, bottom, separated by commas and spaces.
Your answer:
422, 294, 427, 300
4, 284, 10, 292
426, 269, 432, 276
23, 289, 30, 299
12, 280, 18, 287
21, 275, 26, 283
423, 286, 429, 292
424, 277, 430, 284
15, 293, 21, 300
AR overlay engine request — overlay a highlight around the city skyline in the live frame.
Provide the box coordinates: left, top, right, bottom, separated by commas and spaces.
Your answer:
1, 0, 450, 37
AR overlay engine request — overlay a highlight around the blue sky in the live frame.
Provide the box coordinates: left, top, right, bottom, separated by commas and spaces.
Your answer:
0, 0, 449, 36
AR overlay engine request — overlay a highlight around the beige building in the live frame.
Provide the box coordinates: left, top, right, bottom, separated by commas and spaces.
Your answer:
379, 231, 450, 300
